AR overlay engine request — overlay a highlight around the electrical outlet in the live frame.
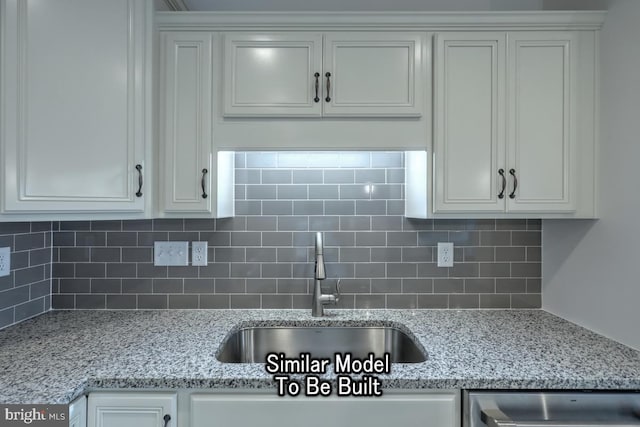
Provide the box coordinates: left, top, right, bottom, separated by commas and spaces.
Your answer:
154, 242, 189, 266
437, 242, 454, 267
192, 241, 208, 266
0, 247, 10, 277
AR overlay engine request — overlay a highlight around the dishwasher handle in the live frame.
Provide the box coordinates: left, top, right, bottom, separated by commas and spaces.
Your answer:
482, 408, 640, 427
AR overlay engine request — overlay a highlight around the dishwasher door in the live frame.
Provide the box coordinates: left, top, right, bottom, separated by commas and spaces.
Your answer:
464, 391, 640, 427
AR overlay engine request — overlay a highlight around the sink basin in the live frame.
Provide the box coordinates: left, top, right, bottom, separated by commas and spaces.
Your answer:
217, 326, 427, 363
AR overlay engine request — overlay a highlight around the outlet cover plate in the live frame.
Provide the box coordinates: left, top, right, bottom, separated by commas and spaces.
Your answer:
0, 247, 10, 277
437, 242, 454, 267
154, 242, 189, 266
192, 241, 208, 266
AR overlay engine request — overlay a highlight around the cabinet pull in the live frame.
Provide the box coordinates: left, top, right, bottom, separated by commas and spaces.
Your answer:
313, 72, 320, 103
498, 168, 506, 199
201, 168, 208, 199
135, 164, 143, 197
162, 414, 171, 427
509, 168, 517, 199
325, 72, 331, 102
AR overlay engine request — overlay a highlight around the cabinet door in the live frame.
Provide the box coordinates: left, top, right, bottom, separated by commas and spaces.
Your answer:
433, 33, 506, 213
160, 32, 213, 214
88, 393, 176, 427
322, 32, 425, 117
1, 0, 150, 213
223, 33, 323, 117
506, 32, 577, 212
70, 396, 87, 427
191, 392, 457, 427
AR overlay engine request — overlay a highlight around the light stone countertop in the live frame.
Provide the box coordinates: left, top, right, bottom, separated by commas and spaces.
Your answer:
1, 309, 639, 404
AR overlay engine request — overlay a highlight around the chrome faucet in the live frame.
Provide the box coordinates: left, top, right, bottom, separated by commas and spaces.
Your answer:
312, 232, 340, 317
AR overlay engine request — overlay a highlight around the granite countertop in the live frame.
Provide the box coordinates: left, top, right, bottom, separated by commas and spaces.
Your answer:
1, 309, 640, 404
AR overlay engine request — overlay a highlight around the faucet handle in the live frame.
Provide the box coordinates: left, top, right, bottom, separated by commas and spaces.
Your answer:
334, 279, 341, 303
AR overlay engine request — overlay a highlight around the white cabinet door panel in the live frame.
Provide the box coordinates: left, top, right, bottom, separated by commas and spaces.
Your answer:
434, 33, 506, 212
160, 32, 213, 213
507, 32, 577, 212
223, 33, 323, 117
88, 393, 176, 427
1, 0, 149, 213
322, 32, 425, 117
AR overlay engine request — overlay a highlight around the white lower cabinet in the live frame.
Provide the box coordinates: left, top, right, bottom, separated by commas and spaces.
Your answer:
190, 390, 459, 427
87, 393, 177, 427
70, 395, 87, 427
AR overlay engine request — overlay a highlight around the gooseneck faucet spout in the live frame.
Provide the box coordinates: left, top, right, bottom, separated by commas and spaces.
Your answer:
312, 232, 340, 317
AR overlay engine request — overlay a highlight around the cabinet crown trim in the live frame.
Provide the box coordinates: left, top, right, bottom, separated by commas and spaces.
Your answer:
156, 11, 606, 30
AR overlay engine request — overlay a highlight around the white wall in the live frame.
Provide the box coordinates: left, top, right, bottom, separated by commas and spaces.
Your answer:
543, 0, 640, 350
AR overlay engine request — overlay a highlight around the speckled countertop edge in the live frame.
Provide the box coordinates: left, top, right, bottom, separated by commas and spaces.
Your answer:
1, 309, 640, 404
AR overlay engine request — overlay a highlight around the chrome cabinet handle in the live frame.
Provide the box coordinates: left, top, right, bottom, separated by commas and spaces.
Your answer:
509, 168, 517, 199
325, 72, 331, 102
313, 72, 320, 103
162, 414, 171, 427
135, 164, 143, 197
201, 168, 208, 199
498, 168, 506, 199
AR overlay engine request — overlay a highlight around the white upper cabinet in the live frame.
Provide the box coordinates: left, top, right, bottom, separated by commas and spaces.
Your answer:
222, 32, 425, 118
160, 32, 214, 214
1, 0, 151, 215
433, 31, 591, 216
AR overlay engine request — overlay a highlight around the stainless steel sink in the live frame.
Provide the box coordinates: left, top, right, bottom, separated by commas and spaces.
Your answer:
216, 326, 427, 363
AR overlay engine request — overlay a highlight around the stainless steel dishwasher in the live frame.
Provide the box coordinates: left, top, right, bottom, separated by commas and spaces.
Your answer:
465, 391, 640, 427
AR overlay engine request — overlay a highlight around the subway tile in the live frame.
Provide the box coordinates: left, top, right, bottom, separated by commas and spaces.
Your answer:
277, 248, 307, 263
168, 232, 200, 242
496, 278, 527, 293
122, 248, 152, 263
371, 184, 402, 200
245, 217, 276, 232
463, 247, 494, 262
76, 232, 106, 247
60, 221, 90, 231
10, 252, 29, 270
106, 295, 136, 309
309, 185, 338, 200
15, 266, 45, 286
0, 286, 29, 310
355, 294, 386, 309
230, 232, 262, 246
340, 247, 370, 262
512, 231, 541, 246
387, 263, 417, 278
433, 219, 468, 231
511, 293, 542, 309
262, 170, 292, 184
292, 294, 311, 309
262, 294, 293, 309
277, 185, 307, 200
339, 278, 370, 293
355, 200, 386, 215
52, 294, 75, 309
465, 219, 496, 230
277, 279, 308, 293
246, 248, 276, 263
367, 247, 399, 262
464, 278, 495, 293
449, 231, 480, 246
387, 294, 417, 309
0, 235, 13, 250
340, 216, 370, 231
388, 231, 417, 246
247, 152, 277, 168
1, 273, 14, 292
137, 263, 168, 278
262, 201, 293, 215
527, 247, 541, 262
292, 170, 322, 184
215, 247, 246, 262
449, 263, 479, 278
480, 231, 511, 246
496, 247, 526, 262
402, 247, 432, 262
372, 216, 402, 231
59, 279, 90, 294
527, 219, 542, 230
263, 232, 293, 247
200, 294, 230, 309
309, 216, 339, 231
511, 262, 541, 278
235, 201, 262, 215
122, 220, 153, 231
58, 247, 90, 263
231, 263, 261, 278
53, 232, 75, 247
324, 232, 355, 247
184, 278, 214, 293
235, 169, 261, 184
355, 232, 385, 247
371, 152, 403, 168
355, 169, 386, 184
292, 263, 314, 278
122, 278, 153, 294
326, 262, 355, 278
169, 294, 199, 309
324, 201, 355, 215
30, 248, 51, 266
138, 294, 168, 309
200, 232, 231, 246
14, 233, 44, 251
339, 184, 370, 200
278, 216, 308, 231
199, 263, 231, 278
403, 218, 433, 231
527, 278, 542, 293
216, 217, 247, 231
335, 294, 355, 309
91, 279, 121, 294
106, 263, 136, 278
153, 279, 183, 294
30, 280, 50, 299
76, 294, 106, 309
167, 266, 199, 278
230, 294, 261, 309
496, 219, 527, 230
449, 294, 479, 309
294, 201, 324, 215
91, 220, 122, 231
16, 300, 47, 322
417, 231, 448, 246
434, 279, 464, 293
75, 263, 106, 278
324, 169, 354, 184
417, 263, 448, 278
418, 294, 448, 309
354, 263, 385, 278
262, 263, 292, 278
184, 219, 215, 231
338, 152, 370, 168
387, 200, 404, 215
138, 232, 168, 246
480, 294, 511, 309
0, 222, 30, 235
386, 169, 405, 184
402, 278, 433, 293
479, 263, 511, 277
246, 278, 277, 293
